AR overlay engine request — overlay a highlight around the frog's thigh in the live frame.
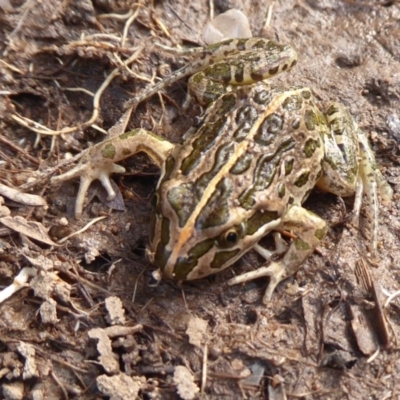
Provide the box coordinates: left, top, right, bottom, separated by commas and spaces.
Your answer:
354, 125, 392, 252
316, 103, 359, 197
317, 103, 392, 253
228, 205, 327, 303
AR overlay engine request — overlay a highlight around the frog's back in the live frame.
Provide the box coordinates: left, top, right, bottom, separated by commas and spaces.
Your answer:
159, 83, 325, 224
148, 82, 326, 280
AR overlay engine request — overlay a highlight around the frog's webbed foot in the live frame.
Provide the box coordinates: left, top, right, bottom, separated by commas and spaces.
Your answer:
228, 261, 288, 303
51, 128, 174, 218
228, 206, 327, 303
51, 157, 125, 217
229, 233, 289, 302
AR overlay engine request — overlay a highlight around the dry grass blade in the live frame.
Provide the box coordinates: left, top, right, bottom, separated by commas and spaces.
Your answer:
355, 258, 390, 347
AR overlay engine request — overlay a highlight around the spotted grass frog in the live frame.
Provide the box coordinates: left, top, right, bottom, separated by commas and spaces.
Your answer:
52, 38, 392, 303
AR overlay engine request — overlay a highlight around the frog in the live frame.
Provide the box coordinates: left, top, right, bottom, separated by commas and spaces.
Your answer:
51, 38, 393, 303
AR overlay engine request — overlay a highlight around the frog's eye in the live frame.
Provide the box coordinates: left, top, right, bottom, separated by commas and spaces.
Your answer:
225, 231, 238, 243
217, 227, 243, 248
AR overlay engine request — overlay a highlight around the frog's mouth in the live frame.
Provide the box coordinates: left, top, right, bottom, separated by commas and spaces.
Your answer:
163, 246, 242, 282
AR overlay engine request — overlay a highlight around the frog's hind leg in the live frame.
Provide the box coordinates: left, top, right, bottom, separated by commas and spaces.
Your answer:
355, 127, 393, 253
317, 102, 392, 254
228, 206, 327, 303
126, 38, 297, 109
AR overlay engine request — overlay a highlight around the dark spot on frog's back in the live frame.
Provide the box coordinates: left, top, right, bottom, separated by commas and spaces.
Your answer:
230, 152, 252, 174
254, 113, 284, 146
236, 39, 247, 51
233, 105, 258, 141
301, 89, 311, 99
294, 171, 310, 187
216, 93, 237, 116
180, 119, 226, 175
297, 131, 306, 141
253, 88, 271, 105
167, 183, 197, 227
291, 117, 301, 129
269, 66, 279, 76
234, 66, 244, 83
278, 182, 286, 198
238, 139, 293, 209
196, 143, 235, 188
235, 105, 258, 126
303, 138, 321, 157
250, 72, 264, 82
305, 109, 317, 131
282, 95, 303, 111
195, 178, 232, 229
326, 104, 340, 116
284, 158, 294, 175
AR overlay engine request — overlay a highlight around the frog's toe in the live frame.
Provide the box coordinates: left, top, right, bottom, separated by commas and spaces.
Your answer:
261, 262, 287, 303
253, 233, 288, 262
53, 161, 126, 217
149, 268, 162, 287
227, 261, 287, 303
98, 164, 125, 200
74, 175, 92, 218
73, 163, 125, 217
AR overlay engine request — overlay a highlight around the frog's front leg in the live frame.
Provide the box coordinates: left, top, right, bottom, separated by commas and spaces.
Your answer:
51, 129, 174, 217
228, 206, 327, 303
252, 232, 288, 261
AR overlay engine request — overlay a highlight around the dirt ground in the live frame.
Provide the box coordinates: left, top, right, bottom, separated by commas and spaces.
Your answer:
1, 0, 400, 399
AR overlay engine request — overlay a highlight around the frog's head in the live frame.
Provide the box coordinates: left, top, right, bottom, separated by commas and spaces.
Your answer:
146, 178, 280, 282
